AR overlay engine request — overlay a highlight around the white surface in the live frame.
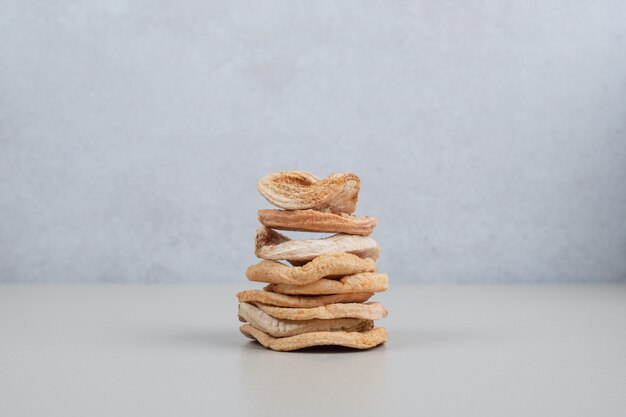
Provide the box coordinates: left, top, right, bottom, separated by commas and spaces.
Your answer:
1, 284, 625, 417
2, 1, 626, 283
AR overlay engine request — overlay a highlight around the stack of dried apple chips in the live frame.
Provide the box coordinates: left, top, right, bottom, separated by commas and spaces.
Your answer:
237, 171, 388, 351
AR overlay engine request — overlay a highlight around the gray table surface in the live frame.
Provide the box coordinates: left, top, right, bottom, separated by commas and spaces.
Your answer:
1, 284, 625, 417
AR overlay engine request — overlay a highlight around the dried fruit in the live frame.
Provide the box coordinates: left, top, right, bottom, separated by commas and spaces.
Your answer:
246, 252, 376, 285
258, 209, 378, 236
254, 301, 388, 321
240, 324, 387, 351
255, 226, 380, 263
238, 303, 372, 338
236, 290, 374, 308
256, 171, 361, 214
265, 272, 389, 295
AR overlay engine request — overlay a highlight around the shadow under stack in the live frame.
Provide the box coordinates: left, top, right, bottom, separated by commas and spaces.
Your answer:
237, 171, 388, 351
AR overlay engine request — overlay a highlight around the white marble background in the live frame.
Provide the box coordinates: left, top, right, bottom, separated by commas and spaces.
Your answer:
1, 1, 625, 283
